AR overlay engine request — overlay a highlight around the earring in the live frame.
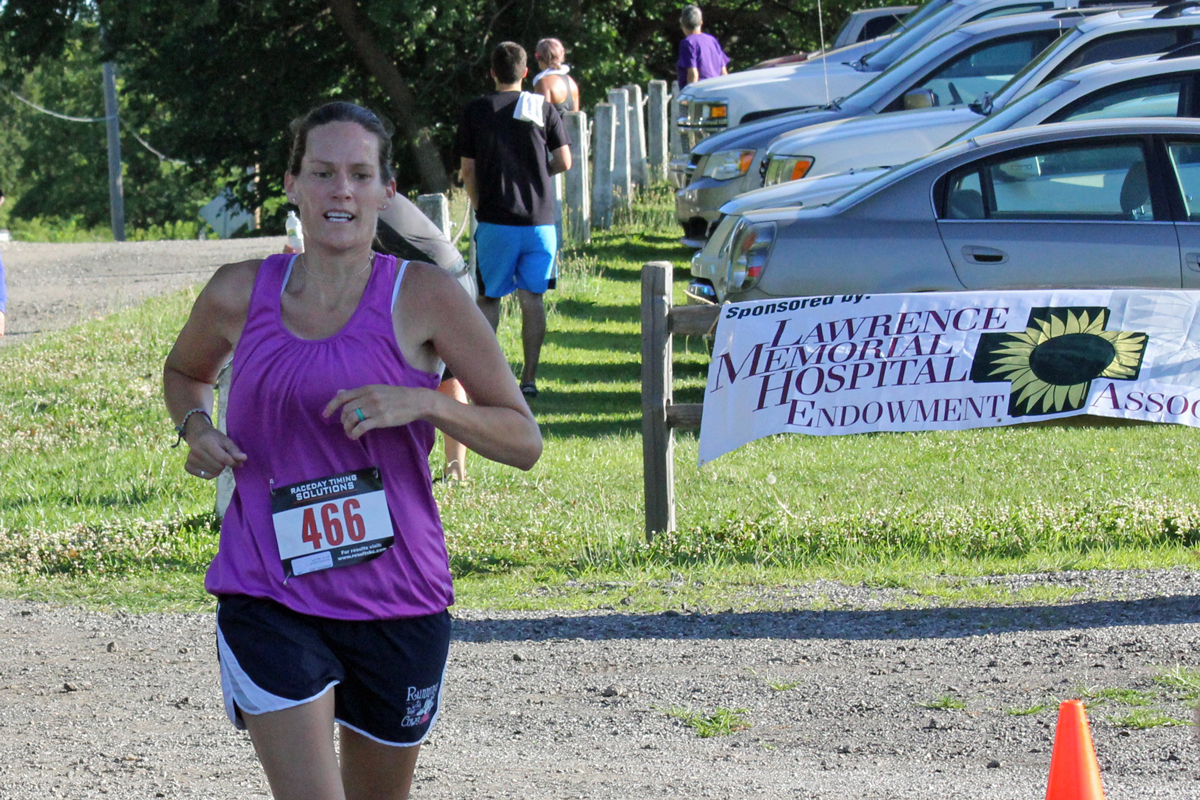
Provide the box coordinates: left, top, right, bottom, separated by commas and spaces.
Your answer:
380, 203, 390, 210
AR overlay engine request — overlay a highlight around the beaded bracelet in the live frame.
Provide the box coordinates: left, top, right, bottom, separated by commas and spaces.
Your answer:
172, 407, 212, 448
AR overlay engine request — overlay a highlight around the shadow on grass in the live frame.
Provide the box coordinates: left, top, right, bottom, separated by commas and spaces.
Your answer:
540, 362, 640, 384
451, 595, 1200, 642
549, 299, 640, 326
547, 330, 639, 354
539, 417, 640, 438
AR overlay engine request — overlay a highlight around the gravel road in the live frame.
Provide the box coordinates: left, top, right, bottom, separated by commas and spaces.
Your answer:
0, 238, 283, 344
1, 241, 1199, 798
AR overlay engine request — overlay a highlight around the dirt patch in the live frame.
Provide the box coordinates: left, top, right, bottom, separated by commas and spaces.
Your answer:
0, 238, 284, 344
1, 574, 1200, 799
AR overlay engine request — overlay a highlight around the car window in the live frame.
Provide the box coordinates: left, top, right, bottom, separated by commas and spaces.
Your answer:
900, 31, 1060, 109
991, 28, 1079, 107
952, 79, 1078, 142
862, 13, 905, 40
1050, 77, 1188, 123
1167, 140, 1200, 220
1047, 28, 1199, 81
968, 2, 1052, 21
865, 1, 966, 67
943, 141, 1154, 221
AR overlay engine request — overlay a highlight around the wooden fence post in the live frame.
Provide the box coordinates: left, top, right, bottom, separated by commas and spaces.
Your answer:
647, 80, 669, 183
564, 111, 591, 244
624, 84, 648, 188
669, 80, 682, 159
416, 193, 449, 233
609, 88, 632, 209
642, 262, 675, 537
591, 103, 615, 230
641, 263, 719, 537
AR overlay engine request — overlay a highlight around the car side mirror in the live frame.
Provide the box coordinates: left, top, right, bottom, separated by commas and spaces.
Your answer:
904, 89, 937, 110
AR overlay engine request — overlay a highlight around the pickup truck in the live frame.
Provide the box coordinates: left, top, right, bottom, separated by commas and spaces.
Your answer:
750, 6, 915, 69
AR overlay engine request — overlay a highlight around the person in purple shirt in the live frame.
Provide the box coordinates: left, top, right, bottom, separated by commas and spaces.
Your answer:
677, 4, 729, 88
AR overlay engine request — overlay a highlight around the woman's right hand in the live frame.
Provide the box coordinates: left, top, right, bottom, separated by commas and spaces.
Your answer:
183, 423, 248, 480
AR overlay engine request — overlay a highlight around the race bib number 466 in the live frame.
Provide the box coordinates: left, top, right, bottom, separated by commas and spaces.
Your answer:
270, 468, 394, 578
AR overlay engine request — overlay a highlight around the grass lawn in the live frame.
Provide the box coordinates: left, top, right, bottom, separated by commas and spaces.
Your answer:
2, 187, 1199, 612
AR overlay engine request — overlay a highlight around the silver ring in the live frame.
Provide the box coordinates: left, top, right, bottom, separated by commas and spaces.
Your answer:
199, 470, 207, 478
355, 408, 366, 422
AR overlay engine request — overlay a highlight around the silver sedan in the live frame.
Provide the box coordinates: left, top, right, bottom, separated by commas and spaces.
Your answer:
690, 118, 1200, 303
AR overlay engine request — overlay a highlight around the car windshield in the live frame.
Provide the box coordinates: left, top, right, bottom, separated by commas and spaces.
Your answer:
863, 0, 962, 68
950, 78, 1079, 142
835, 141, 973, 207
987, 28, 1081, 107
890, 0, 953, 35
853, 30, 972, 103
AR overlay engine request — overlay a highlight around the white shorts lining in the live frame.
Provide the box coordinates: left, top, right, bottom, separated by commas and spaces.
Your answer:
216, 621, 339, 729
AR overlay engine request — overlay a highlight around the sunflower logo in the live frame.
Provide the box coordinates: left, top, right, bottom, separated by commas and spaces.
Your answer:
970, 307, 1147, 417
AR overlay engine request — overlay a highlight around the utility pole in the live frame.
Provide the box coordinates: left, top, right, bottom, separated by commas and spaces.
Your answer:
101, 60, 125, 241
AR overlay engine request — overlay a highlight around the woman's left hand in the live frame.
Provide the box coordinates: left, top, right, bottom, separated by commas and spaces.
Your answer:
323, 385, 428, 440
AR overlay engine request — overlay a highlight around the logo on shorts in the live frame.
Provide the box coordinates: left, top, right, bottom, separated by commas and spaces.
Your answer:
402, 682, 440, 727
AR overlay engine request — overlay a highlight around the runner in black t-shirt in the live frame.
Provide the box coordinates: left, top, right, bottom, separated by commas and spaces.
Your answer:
454, 42, 572, 399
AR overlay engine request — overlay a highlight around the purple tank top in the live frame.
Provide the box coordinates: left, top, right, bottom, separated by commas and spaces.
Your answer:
204, 253, 454, 620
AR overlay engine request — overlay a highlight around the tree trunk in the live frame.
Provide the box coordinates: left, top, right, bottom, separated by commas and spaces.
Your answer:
327, 0, 449, 193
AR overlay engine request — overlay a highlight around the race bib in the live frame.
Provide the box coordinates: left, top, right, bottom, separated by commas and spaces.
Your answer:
270, 468, 394, 578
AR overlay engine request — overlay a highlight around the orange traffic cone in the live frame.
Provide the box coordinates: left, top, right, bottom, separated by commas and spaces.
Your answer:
1045, 699, 1106, 800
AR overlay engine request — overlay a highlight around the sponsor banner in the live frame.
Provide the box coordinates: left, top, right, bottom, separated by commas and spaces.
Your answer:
699, 290, 1200, 465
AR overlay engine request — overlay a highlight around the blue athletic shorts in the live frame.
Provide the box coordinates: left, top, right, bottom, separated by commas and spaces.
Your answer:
215, 595, 451, 747
474, 221, 557, 298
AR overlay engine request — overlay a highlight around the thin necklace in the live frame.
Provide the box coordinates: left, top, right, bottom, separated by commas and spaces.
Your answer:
299, 253, 374, 284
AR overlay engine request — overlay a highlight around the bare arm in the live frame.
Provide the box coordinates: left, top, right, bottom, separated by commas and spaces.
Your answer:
721, 65, 728, 76
162, 260, 258, 478
460, 157, 478, 210
324, 262, 542, 470
547, 145, 572, 176
533, 76, 556, 106
0, 310, 5, 338
686, 67, 699, 85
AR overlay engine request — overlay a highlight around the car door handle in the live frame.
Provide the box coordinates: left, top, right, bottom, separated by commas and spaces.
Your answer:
1186, 253, 1200, 273
962, 246, 1008, 265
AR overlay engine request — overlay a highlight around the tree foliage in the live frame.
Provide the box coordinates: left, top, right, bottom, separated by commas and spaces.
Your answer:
0, 0, 879, 229
1, 26, 220, 231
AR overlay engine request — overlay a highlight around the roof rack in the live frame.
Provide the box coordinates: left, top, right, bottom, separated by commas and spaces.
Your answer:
1155, 0, 1200, 18
1160, 39, 1200, 57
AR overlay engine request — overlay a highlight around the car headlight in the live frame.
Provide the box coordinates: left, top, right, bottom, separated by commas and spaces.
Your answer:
677, 98, 691, 126
693, 101, 728, 126
763, 156, 815, 187
700, 150, 756, 181
726, 220, 777, 293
